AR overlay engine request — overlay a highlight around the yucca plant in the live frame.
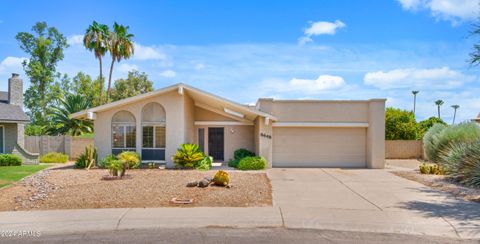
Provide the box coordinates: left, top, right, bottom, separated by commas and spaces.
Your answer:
172, 144, 205, 168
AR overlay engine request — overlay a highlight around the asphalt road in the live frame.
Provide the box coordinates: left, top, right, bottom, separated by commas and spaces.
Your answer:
3, 227, 478, 244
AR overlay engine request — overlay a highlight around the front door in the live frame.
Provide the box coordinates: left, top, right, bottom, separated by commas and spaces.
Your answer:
208, 127, 224, 161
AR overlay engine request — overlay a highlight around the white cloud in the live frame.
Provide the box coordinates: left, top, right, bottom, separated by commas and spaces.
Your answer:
117, 63, 138, 73
265, 74, 346, 94
133, 43, 166, 60
398, 0, 477, 24
159, 69, 176, 78
0, 56, 26, 74
297, 36, 313, 45
363, 67, 475, 89
67, 34, 83, 46
299, 20, 346, 45
305, 20, 346, 36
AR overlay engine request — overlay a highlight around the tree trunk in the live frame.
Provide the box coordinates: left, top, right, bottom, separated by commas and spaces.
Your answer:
453, 110, 457, 125
98, 58, 103, 104
413, 95, 416, 117
438, 106, 441, 119
107, 57, 115, 101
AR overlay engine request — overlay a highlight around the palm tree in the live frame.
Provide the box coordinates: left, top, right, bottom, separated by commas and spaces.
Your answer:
451, 105, 460, 124
45, 94, 93, 136
83, 21, 109, 104
106, 22, 135, 100
412, 90, 419, 117
435, 100, 444, 119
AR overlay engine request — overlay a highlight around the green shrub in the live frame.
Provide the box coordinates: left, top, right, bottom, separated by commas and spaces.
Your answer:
99, 154, 116, 169
419, 163, 445, 175
440, 140, 480, 187
237, 156, 267, 170
24, 124, 44, 136
0, 154, 22, 166
424, 122, 480, 163
229, 148, 255, 168
385, 107, 417, 140
195, 156, 213, 171
416, 117, 447, 139
39, 152, 68, 164
234, 148, 255, 160
213, 170, 229, 186
172, 144, 204, 168
108, 159, 125, 177
74, 145, 98, 169
118, 151, 141, 169
228, 159, 240, 168
74, 154, 87, 169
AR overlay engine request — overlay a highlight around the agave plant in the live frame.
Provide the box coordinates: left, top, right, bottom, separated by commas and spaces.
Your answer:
118, 151, 141, 169
172, 144, 205, 168
45, 94, 93, 136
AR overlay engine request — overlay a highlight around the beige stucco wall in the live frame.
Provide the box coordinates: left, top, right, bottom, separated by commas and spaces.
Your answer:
1, 123, 18, 154
93, 90, 186, 167
194, 107, 235, 121
184, 94, 195, 144
257, 99, 385, 169
255, 116, 273, 167
194, 125, 255, 161
264, 100, 369, 123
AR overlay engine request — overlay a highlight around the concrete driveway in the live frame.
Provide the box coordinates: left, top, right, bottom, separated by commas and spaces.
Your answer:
268, 168, 480, 239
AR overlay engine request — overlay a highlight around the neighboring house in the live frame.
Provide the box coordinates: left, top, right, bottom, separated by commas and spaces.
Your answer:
72, 83, 385, 169
472, 113, 480, 124
0, 73, 38, 164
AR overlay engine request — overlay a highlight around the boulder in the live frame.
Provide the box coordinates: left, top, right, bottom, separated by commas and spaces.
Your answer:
186, 181, 198, 187
198, 179, 210, 188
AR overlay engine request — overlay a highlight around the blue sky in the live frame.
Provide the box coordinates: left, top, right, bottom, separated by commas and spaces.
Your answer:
0, 0, 479, 123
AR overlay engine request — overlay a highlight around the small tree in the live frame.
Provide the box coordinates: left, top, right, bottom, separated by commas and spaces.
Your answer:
435, 100, 444, 119
385, 107, 417, 140
110, 70, 153, 102
412, 90, 419, 117
451, 105, 460, 124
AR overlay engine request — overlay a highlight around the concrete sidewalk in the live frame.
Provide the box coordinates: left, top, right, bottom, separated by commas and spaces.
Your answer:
0, 167, 479, 240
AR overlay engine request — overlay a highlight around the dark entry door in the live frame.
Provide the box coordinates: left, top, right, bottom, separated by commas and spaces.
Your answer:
208, 127, 224, 161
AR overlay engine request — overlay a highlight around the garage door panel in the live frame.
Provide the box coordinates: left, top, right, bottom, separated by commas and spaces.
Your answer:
273, 127, 366, 167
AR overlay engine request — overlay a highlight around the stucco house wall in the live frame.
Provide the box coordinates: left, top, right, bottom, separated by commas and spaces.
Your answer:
1, 123, 18, 154
94, 90, 186, 166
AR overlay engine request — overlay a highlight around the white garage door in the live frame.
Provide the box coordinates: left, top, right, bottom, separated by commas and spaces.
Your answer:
272, 127, 367, 168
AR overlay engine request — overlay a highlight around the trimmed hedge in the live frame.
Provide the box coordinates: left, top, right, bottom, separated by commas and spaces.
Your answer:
39, 152, 68, 164
229, 148, 255, 168
237, 156, 266, 170
0, 154, 22, 166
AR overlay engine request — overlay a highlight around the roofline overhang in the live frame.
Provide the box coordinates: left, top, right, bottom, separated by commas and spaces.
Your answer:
71, 83, 278, 121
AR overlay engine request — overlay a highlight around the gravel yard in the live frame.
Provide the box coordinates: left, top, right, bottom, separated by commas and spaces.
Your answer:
0, 169, 272, 211
391, 171, 480, 203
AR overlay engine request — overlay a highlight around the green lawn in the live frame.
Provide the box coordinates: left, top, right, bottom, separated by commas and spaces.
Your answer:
0, 165, 50, 188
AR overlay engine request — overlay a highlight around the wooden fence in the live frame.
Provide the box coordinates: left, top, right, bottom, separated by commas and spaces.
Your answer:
24, 135, 94, 159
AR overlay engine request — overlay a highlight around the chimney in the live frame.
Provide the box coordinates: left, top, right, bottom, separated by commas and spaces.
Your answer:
8, 73, 23, 108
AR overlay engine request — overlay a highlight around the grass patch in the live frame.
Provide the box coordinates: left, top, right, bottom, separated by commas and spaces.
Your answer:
0, 165, 50, 188
77, 133, 94, 139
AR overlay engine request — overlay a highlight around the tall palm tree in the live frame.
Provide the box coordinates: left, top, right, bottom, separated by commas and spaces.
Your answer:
83, 21, 109, 104
412, 90, 419, 117
451, 105, 460, 124
106, 22, 135, 100
45, 94, 93, 136
435, 100, 444, 119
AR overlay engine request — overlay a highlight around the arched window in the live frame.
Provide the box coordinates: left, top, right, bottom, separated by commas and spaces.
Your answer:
112, 111, 136, 154
141, 103, 166, 160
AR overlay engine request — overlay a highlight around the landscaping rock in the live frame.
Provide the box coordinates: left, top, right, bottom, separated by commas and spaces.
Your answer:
186, 181, 198, 187
203, 177, 213, 183
198, 179, 210, 188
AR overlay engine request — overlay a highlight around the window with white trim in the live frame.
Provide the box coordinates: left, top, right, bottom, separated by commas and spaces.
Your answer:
112, 111, 136, 150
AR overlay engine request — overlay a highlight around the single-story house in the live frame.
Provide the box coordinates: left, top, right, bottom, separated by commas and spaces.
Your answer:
0, 74, 38, 164
72, 83, 385, 168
